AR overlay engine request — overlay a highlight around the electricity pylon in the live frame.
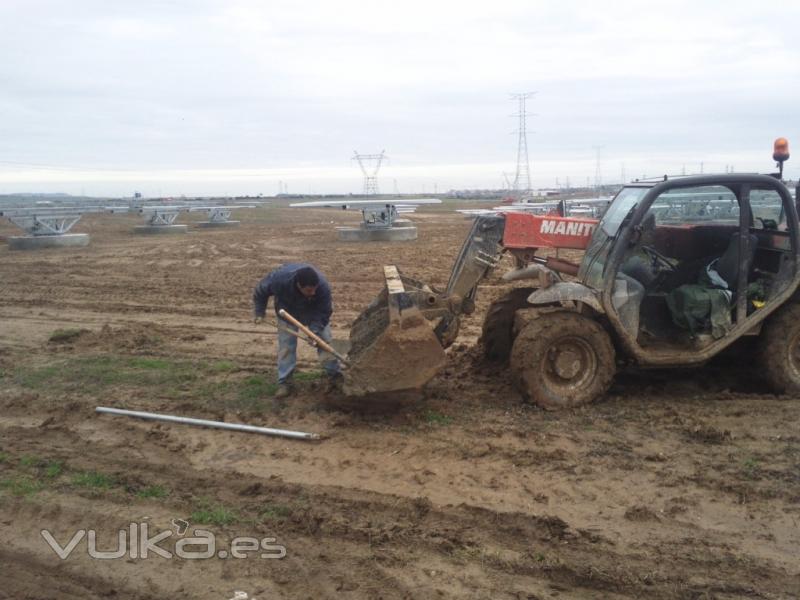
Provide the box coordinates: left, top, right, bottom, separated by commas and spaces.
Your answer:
353, 150, 387, 195
511, 92, 535, 198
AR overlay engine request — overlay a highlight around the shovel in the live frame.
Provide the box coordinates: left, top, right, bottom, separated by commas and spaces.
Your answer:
277, 309, 350, 366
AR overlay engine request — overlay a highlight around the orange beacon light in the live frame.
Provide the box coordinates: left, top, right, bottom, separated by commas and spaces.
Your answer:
774, 137, 790, 163
774, 138, 790, 179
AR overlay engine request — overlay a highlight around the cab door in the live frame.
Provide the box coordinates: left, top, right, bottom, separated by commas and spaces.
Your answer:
601, 175, 799, 365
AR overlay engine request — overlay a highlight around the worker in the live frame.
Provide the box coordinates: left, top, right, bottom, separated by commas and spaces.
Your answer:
253, 263, 342, 399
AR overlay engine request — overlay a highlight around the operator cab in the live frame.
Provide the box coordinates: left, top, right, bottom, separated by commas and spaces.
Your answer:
579, 174, 800, 360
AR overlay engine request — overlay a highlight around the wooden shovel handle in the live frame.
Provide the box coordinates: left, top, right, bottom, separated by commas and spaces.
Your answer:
278, 309, 349, 365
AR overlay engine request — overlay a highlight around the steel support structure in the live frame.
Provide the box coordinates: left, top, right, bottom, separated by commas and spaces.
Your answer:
353, 150, 387, 195
511, 92, 535, 199
139, 208, 182, 226
0, 206, 107, 236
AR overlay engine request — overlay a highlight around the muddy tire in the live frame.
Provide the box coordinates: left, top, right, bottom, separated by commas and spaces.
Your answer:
510, 311, 615, 410
480, 287, 536, 362
757, 303, 800, 394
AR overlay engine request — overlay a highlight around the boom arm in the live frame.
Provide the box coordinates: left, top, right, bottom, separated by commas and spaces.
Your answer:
391, 211, 599, 347
444, 212, 598, 310
445, 215, 507, 310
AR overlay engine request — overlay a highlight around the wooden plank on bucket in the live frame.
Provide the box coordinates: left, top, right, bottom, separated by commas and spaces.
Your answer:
383, 265, 405, 294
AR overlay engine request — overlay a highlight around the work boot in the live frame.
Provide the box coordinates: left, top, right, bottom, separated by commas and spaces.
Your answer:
274, 383, 293, 399
325, 373, 344, 394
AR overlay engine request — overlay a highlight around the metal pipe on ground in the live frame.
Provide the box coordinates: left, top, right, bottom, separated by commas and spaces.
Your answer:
95, 407, 321, 440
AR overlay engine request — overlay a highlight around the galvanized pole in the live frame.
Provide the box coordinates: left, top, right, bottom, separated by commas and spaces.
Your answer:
95, 407, 321, 441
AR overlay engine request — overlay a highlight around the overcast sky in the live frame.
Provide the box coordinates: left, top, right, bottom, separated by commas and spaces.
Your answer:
1, 0, 799, 197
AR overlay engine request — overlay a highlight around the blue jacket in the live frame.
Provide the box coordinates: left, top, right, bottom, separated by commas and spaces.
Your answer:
252, 263, 332, 333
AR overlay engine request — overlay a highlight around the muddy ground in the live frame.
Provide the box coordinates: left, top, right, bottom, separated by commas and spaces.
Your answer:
0, 204, 798, 599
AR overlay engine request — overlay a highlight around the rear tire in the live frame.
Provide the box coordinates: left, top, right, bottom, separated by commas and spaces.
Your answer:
757, 303, 800, 394
510, 311, 615, 410
480, 287, 536, 362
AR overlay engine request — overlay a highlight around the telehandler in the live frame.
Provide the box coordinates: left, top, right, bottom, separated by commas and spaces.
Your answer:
343, 139, 800, 409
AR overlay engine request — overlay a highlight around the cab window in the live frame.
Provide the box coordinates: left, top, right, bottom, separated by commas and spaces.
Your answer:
750, 189, 785, 230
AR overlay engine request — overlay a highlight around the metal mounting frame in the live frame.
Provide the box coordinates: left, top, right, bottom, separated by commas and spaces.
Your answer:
361, 204, 401, 229
188, 205, 256, 223
138, 207, 183, 226
6, 213, 83, 236
205, 207, 233, 223
0, 207, 106, 236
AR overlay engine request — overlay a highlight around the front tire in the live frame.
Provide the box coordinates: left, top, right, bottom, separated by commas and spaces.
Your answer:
480, 287, 537, 362
510, 311, 615, 410
758, 303, 800, 394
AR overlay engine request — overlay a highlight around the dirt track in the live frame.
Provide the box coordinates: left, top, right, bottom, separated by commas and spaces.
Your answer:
1, 205, 799, 599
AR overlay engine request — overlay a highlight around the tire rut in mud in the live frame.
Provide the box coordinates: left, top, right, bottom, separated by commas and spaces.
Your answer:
1, 420, 798, 600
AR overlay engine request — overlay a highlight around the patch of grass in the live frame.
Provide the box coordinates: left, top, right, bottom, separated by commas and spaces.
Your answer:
48, 328, 88, 343
0, 452, 8, 464
294, 370, 323, 382
210, 360, 236, 373
127, 357, 172, 370
239, 375, 279, 398
450, 545, 482, 562
19, 455, 41, 468
43, 460, 64, 479
0, 475, 42, 497
191, 499, 239, 526
13, 353, 289, 415
742, 456, 761, 478
15, 355, 199, 395
137, 484, 170, 499
259, 503, 293, 520
424, 410, 453, 426
17, 456, 63, 479
211, 376, 279, 413
199, 371, 286, 413
15, 364, 62, 389
72, 471, 116, 490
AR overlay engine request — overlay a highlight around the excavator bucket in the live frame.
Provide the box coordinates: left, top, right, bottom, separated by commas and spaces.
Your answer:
343, 266, 447, 397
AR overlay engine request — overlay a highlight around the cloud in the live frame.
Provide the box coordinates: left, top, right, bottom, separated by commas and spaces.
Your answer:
0, 0, 798, 194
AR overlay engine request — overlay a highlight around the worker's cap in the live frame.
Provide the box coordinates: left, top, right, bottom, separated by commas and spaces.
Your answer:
295, 266, 320, 288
